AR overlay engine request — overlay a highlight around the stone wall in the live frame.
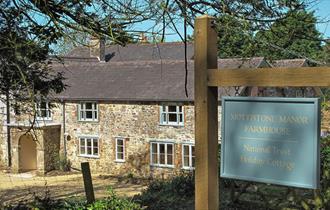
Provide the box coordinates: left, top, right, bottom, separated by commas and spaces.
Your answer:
5, 97, 327, 179
43, 126, 61, 172
0, 99, 222, 178
9, 125, 61, 174
61, 101, 197, 178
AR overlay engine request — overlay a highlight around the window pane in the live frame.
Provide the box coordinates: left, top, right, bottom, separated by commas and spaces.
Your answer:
117, 153, 124, 160
117, 146, 124, 153
179, 114, 183, 123
167, 144, 173, 155
117, 139, 123, 146
80, 146, 86, 155
178, 106, 182, 112
47, 110, 52, 118
86, 111, 93, 119
151, 143, 157, 153
162, 106, 166, 112
93, 147, 98, 155
94, 111, 98, 120
168, 113, 177, 122
183, 156, 189, 167
183, 145, 189, 156
192, 146, 195, 167
93, 139, 98, 147
80, 139, 86, 147
85, 103, 93, 109
80, 111, 84, 119
160, 154, 165, 164
160, 144, 165, 154
161, 113, 167, 123
40, 102, 47, 109
41, 110, 47, 117
167, 154, 173, 165
192, 146, 195, 156
168, 106, 176, 112
152, 154, 157, 164
87, 147, 92, 155
87, 139, 92, 147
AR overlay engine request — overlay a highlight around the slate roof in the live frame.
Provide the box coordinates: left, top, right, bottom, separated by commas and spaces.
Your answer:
271, 59, 307, 67
53, 42, 314, 102
66, 42, 194, 61
52, 54, 268, 101
53, 60, 194, 101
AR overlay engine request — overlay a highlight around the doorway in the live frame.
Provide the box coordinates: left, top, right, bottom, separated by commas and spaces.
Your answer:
18, 134, 37, 172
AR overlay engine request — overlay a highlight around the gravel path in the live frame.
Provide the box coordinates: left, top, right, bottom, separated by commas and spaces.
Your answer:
0, 170, 147, 206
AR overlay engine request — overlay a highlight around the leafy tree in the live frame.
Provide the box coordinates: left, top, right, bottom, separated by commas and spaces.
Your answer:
255, 9, 323, 61
1, 0, 313, 44
0, 0, 326, 103
216, 14, 255, 58
0, 3, 65, 113
322, 41, 330, 65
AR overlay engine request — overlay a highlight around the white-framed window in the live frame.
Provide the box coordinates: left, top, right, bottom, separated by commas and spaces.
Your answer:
160, 105, 184, 126
150, 142, 174, 167
36, 101, 52, 120
78, 102, 98, 121
182, 144, 195, 169
115, 138, 125, 162
79, 137, 99, 157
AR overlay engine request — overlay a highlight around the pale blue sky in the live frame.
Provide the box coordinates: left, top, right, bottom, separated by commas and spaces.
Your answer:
311, 0, 330, 39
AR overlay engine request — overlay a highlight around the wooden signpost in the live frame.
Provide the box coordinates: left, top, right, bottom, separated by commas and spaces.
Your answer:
221, 97, 320, 189
81, 162, 95, 204
194, 15, 330, 210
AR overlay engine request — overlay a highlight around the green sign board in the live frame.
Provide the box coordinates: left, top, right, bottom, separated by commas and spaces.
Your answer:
220, 97, 320, 189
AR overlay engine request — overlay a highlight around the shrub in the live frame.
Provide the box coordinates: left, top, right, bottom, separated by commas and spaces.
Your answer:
5, 186, 141, 210
55, 155, 72, 172
134, 172, 194, 210
298, 136, 330, 209
85, 187, 142, 210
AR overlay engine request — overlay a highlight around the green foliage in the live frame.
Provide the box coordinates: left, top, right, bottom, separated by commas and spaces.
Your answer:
255, 9, 323, 60
54, 155, 72, 172
215, 7, 326, 62
292, 137, 330, 209
216, 14, 255, 58
0, 1, 65, 112
134, 172, 194, 210
321, 137, 330, 169
82, 187, 141, 210
321, 41, 330, 65
63, 187, 142, 210
5, 185, 141, 210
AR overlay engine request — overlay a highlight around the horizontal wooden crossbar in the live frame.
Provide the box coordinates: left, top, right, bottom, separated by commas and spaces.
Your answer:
208, 67, 330, 87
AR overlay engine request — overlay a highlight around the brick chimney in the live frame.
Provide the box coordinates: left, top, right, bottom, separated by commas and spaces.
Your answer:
89, 36, 106, 62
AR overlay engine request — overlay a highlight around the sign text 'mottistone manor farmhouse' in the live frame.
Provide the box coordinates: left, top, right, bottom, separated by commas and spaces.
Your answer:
0, 38, 324, 177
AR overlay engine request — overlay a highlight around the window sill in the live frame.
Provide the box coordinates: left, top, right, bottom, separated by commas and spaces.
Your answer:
182, 167, 195, 170
36, 118, 53, 121
115, 159, 125, 163
150, 164, 175, 169
78, 155, 100, 159
159, 123, 184, 127
78, 120, 99, 123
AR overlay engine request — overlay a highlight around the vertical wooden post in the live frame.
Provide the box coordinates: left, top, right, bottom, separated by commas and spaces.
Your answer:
81, 162, 95, 204
194, 15, 219, 210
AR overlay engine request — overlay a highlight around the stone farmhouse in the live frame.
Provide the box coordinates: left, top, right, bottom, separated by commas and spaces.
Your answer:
0, 40, 321, 178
